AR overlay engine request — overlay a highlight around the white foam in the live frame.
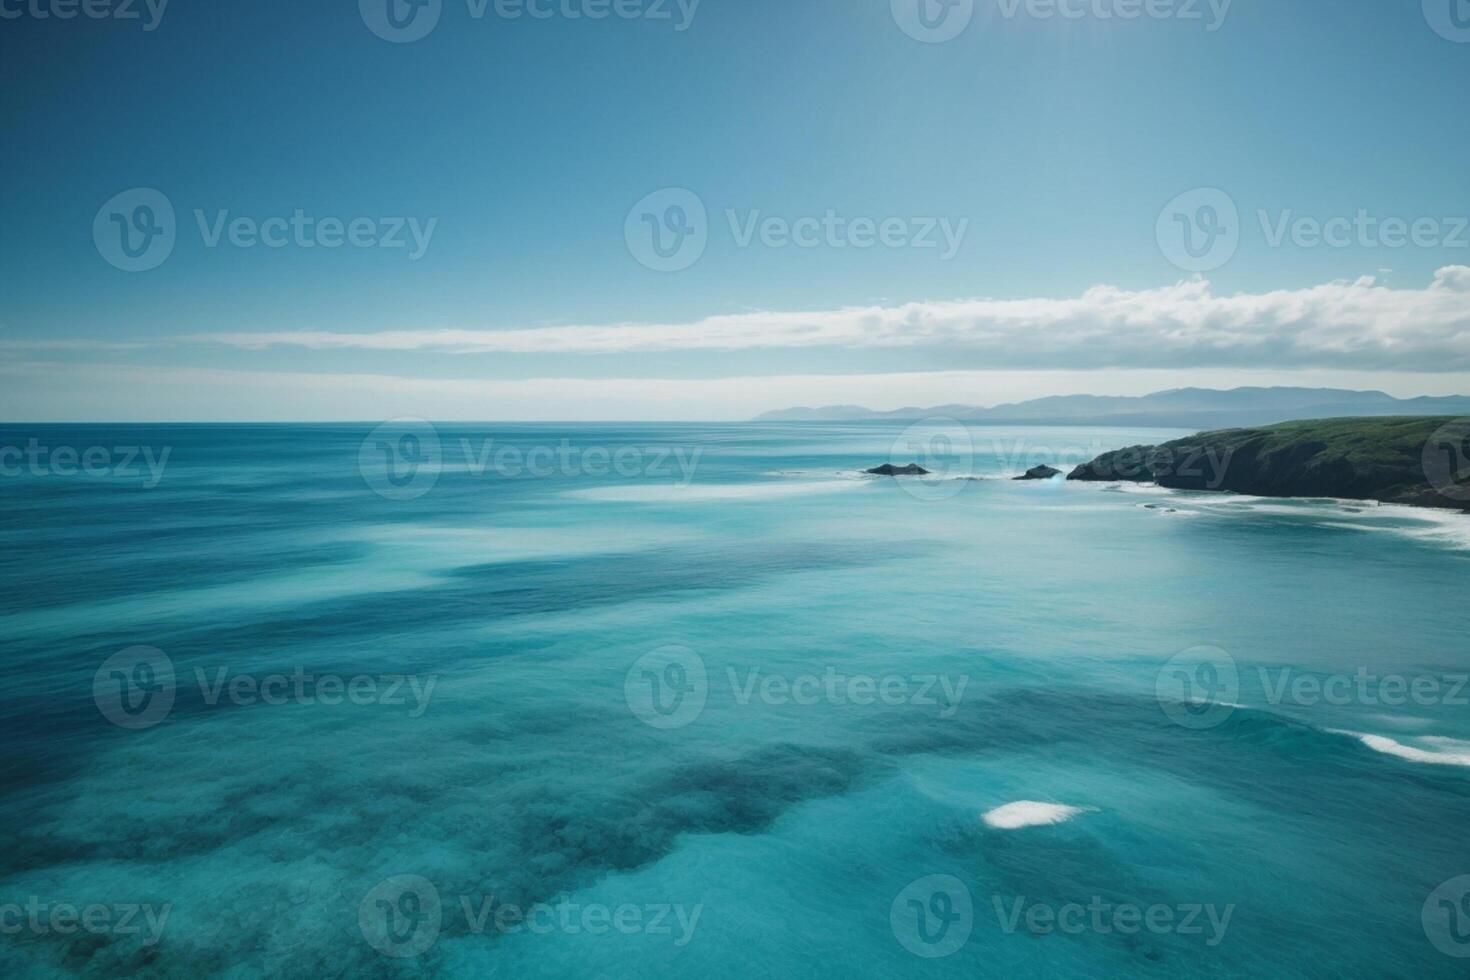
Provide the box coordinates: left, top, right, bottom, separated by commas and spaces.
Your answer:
1110, 483, 1176, 496
1220, 502, 1333, 517
761, 468, 870, 479
1389, 508, 1470, 551
981, 801, 1093, 830
1316, 522, 1382, 534
1331, 730, 1470, 767
1422, 736, 1470, 751
1092, 483, 1470, 552
564, 480, 862, 503
1309, 506, 1470, 551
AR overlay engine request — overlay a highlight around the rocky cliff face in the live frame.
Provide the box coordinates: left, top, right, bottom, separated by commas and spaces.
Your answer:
866, 463, 930, 476
1067, 416, 1470, 512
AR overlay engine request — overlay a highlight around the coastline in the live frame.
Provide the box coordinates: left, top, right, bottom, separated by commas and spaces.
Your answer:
1066, 416, 1470, 515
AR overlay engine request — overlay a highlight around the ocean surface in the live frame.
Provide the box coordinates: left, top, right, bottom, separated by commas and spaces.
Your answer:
3, 421, 1469, 978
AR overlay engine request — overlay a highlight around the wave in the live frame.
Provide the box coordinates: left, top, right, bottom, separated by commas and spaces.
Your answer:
1329, 730, 1470, 767
1103, 483, 1177, 496
981, 801, 1094, 830
1180, 703, 1470, 771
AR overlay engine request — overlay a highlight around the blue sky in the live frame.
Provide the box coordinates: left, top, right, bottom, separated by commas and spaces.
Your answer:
2, 0, 1468, 419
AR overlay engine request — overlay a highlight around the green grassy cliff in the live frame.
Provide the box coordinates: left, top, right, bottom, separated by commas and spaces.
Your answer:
1067, 416, 1470, 511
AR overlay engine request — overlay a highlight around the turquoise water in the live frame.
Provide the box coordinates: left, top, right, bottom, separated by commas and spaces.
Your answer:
3, 422, 1470, 978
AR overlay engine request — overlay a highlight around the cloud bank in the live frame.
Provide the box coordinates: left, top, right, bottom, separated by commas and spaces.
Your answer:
6, 361, 1466, 422
173, 267, 1470, 370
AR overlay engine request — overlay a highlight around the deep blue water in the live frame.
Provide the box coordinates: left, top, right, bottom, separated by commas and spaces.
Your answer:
3, 422, 1469, 978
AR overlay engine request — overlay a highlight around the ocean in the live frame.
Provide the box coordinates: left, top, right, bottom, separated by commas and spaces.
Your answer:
2, 421, 1469, 978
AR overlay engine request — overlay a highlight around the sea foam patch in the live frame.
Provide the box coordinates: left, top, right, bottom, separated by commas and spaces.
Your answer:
1388, 508, 1470, 552
1306, 506, 1470, 552
981, 801, 1093, 830
1105, 485, 1470, 552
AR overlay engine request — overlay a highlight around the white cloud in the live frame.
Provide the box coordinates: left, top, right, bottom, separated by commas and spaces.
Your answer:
167, 267, 1470, 370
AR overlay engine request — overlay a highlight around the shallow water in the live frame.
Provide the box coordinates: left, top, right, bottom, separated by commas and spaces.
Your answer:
2, 422, 1469, 978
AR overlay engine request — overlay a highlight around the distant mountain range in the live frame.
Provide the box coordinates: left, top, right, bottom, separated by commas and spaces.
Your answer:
753, 387, 1470, 429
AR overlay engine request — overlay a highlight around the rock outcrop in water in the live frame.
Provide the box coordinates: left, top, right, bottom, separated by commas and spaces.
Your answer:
866, 463, 930, 476
1067, 416, 1470, 512
1014, 465, 1062, 481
